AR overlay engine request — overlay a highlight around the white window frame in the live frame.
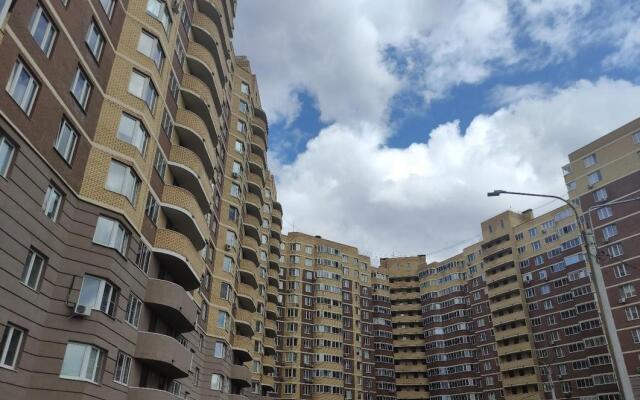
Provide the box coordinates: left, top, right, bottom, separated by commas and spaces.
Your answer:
614, 264, 629, 278
42, 184, 63, 221
128, 70, 157, 111
99, 0, 115, 19
6, 60, 39, 114
60, 342, 104, 382
54, 119, 78, 163
85, 21, 105, 61
29, 4, 57, 56
113, 351, 132, 385
93, 215, 129, 254
105, 160, 140, 204
0, 135, 15, 177
597, 206, 613, 220
137, 30, 164, 70
124, 293, 142, 328
0, 0, 11, 27
21, 249, 46, 290
587, 170, 602, 186
76, 275, 118, 316
0, 324, 24, 369
583, 153, 597, 168
633, 131, 640, 145
70, 68, 92, 109
117, 113, 148, 155
593, 188, 608, 202
146, 0, 172, 32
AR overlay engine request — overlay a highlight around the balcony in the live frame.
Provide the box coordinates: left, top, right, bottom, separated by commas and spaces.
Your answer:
268, 253, 279, 270
272, 203, 282, 219
134, 332, 190, 378
265, 319, 276, 335
237, 283, 257, 312
161, 185, 208, 250
243, 214, 261, 243
247, 171, 263, 191
238, 259, 258, 287
397, 391, 430, 400
396, 377, 429, 386
186, 41, 223, 112
264, 336, 276, 352
235, 308, 255, 336
245, 192, 262, 211
191, 8, 227, 86
153, 229, 202, 290
498, 341, 534, 357
145, 279, 196, 333
501, 373, 538, 388
251, 134, 267, 157
499, 357, 535, 372
263, 355, 275, 373
393, 338, 424, 347
492, 309, 527, 327
262, 374, 275, 392
175, 108, 216, 176
127, 387, 182, 400
230, 364, 252, 388
232, 335, 253, 363
395, 351, 427, 360
168, 145, 212, 210
486, 266, 518, 285
488, 279, 521, 298
181, 74, 218, 143
490, 295, 523, 312
241, 235, 260, 261
494, 324, 530, 341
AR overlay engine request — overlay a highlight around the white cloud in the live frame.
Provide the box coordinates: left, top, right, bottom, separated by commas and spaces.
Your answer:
274, 79, 640, 260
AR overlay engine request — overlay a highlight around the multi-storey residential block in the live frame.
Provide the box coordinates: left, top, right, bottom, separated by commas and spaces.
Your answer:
277, 232, 376, 400
0, 1, 281, 400
564, 117, 640, 398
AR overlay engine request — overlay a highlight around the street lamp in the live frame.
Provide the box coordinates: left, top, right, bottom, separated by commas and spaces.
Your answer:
487, 189, 633, 400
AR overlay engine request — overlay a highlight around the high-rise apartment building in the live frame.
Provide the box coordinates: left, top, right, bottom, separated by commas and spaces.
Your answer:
277, 232, 376, 400
0, 1, 281, 399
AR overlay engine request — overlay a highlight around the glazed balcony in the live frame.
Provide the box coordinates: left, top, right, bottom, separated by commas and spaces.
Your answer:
161, 185, 208, 250
168, 145, 213, 211
235, 308, 255, 336
230, 364, 252, 388
186, 41, 223, 113
181, 74, 219, 144
127, 387, 182, 400
175, 108, 216, 177
153, 229, 203, 290
134, 332, 190, 378
232, 335, 253, 363
145, 278, 197, 333
237, 283, 257, 312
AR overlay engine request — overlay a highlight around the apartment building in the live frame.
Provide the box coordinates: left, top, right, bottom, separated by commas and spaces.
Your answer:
563, 117, 640, 398
0, 1, 281, 400
277, 232, 377, 400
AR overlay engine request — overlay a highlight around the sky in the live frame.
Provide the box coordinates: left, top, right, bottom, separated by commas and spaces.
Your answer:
234, 0, 640, 263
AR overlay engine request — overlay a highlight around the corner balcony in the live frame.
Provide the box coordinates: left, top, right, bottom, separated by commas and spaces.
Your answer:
175, 108, 216, 177
134, 332, 190, 378
161, 185, 208, 250
127, 387, 182, 400
153, 229, 203, 291
231, 335, 253, 363
181, 74, 219, 144
168, 145, 213, 211
145, 278, 197, 333
230, 364, 252, 388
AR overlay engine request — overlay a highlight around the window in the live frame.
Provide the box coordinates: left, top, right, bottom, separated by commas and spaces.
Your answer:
76, 275, 118, 316
60, 342, 104, 382
239, 100, 249, 114
117, 114, 148, 155
594, 188, 608, 202
85, 21, 105, 60
241, 82, 250, 95
125, 293, 142, 327
136, 243, 151, 274
71, 68, 92, 109
232, 161, 242, 177
210, 373, 224, 390
228, 206, 239, 222
566, 181, 576, 192
602, 224, 618, 241
180, 4, 191, 32
223, 256, 233, 273
0, 135, 15, 177
0, 0, 11, 26
214, 341, 227, 358
234, 140, 244, 154
0, 325, 24, 369
614, 264, 629, 278
225, 230, 236, 247
113, 352, 132, 385
597, 206, 613, 220
93, 216, 128, 254
105, 160, 140, 204
583, 154, 597, 168
608, 243, 624, 258
217, 311, 229, 330
230, 183, 240, 198
587, 171, 602, 186
531, 241, 541, 251
137, 31, 164, 70
632, 329, 640, 344
100, 0, 115, 18
161, 109, 173, 137
21, 249, 46, 290
144, 193, 159, 223
633, 131, 640, 144
153, 149, 166, 179
128, 70, 157, 111
236, 120, 246, 133
219, 282, 232, 301
168, 70, 178, 99
620, 284, 636, 299
175, 36, 185, 65
146, 0, 172, 32
625, 306, 640, 321
29, 4, 57, 56
6, 60, 39, 114
54, 119, 78, 163
42, 184, 63, 220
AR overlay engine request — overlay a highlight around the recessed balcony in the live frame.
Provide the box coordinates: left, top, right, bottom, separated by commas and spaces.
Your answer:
238, 259, 258, 288
251, 134, 266, 157
234, 308, 255, 337
231, 335, 253, 363
175, 108, 216, 177
237, 283, 257, 312
161, 185, 208, 250
145, 278, 197, 333
242, 214, 261, 243
134, 332, 190, 378
153, 229, 203, 291
247, 172, 263, 193
268, 253, 280, 270
241, 235, 260, 263
168, 145, 213, 211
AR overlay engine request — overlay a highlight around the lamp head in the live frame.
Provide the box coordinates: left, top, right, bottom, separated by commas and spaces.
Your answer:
487, 190, 506, 197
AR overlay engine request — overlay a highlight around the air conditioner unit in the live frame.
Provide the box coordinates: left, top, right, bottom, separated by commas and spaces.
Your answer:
73, 304, 92, 317
224, 244, 232, 251
619, 298, 627, 304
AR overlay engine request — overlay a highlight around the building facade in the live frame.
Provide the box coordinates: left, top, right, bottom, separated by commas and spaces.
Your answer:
0, 1, 281, 399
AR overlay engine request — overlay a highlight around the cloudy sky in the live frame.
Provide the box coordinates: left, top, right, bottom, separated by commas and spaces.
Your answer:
234, 0, 640, 262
